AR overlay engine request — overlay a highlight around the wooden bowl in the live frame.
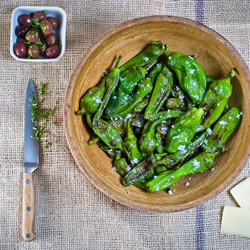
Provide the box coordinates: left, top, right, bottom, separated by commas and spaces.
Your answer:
64, 16, 250, 212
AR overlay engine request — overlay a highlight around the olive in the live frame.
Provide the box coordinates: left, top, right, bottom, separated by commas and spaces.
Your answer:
45, 46, 59, 58
47, 17, 58, 29
28, 44, 40, 59
46, 33, 57, 46
14, 43, 27, 58
17, 37, 25, 44
32, 11, 47, 22
25, 29, 39, 43
15, 26, 26, 37
40, 20, 53, 35
38, 44, 47, 56
18, 14, 31, 27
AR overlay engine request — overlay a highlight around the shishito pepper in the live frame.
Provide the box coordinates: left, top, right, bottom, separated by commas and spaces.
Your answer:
104, 78, 153, 118
146, 152, 218, 192
197, 69, 235, 132
165, 107, 204, 153
86, 114, 123, 150
140, 110, 183, 161
93, 56, 121, 124
165, 98, 186, 110
76, 76, 106, 115
156, 131, 207, 168
202, 107, 242, 153
123, 118, 143, 165
144, 66, 173, 120
167, 52, 207, 105
120, 41, 166, 72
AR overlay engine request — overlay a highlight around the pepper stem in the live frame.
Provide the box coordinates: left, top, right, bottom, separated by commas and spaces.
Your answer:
115, 56, 122, 68
75, 108, 86, 115
228, 68, 236, 78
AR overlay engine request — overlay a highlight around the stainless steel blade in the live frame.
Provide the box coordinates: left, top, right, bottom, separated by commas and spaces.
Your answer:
24, 79, 39, 173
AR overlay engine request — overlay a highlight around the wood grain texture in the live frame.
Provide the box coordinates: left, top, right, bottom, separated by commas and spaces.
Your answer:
64, 16, 250, 212
22, 172, 35, 241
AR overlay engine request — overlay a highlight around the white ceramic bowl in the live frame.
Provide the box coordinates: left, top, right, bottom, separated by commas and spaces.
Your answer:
10, 6, 67, 62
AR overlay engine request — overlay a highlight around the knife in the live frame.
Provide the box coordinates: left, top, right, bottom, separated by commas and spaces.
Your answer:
22, 79, 39, 241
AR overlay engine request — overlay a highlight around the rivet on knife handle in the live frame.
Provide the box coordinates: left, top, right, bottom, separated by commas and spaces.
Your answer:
22, 172, 35, 241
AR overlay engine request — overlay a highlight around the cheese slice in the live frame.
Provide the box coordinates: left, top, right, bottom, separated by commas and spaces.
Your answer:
221, 206, 250, 238
230, 177, 250, 208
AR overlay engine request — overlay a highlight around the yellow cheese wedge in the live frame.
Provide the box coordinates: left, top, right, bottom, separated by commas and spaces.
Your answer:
230, 177, 250, 208
221, 206, 250, 238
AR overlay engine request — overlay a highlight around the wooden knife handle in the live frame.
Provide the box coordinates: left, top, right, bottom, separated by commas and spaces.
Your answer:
22, 172, 35, 241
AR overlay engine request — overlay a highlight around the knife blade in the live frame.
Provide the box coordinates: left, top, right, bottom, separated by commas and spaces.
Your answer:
22, 79, 39, 241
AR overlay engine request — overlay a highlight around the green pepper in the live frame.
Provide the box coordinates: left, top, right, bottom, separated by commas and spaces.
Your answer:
146, 152, 217, 192
156, 131, 207, 168
202, 107, 242, 153
144, 66, 173, 120
155, 166, 168, 174
97, 141, 119, 159
133, 96, 150, 113
93, 56, 121, 124
155, 131, 164, 154
113, 156, 131, 177
148, 61, 163, 84
120, 41, 166, 72
76, 76, 106, 115
87, 114, 123, 150
165, 107, 204, 153
197, 69, 235, 132
167, 52, 207, 104
122, 160, 154, 186
166, 98, 186, 110
108, 117, 126, 137
140, 110, 183, 161
104, 78, 153, 118
123, 118, 143, 165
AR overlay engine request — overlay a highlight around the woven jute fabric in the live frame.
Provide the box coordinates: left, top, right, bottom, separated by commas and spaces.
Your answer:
0, 0, 249, 249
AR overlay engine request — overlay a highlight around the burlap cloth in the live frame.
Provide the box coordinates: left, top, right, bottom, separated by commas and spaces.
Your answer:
0, 0, 249, 249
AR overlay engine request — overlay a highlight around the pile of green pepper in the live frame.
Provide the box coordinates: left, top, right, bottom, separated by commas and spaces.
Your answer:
76, 41, 242, 194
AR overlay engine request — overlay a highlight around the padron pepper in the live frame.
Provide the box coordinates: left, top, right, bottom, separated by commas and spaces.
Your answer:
123, 118, 143, 165
156, 131, 207, 168
113, 156, 131, 177
122, 160, 154, 187
146, 151, 218, 192
86, 114, 123, 150
105, 61, 156, 118
144, 66, 173, 120
120, 41, 166, 72
197, 69, 235, 132
93, 56, 121, 124
202, 107, 242, 153
165, 97, 186, 110
97, 141, 118, 159
76, 76, 106, 115
167, 52, 207, 105
140, 109, 183, 162
165, 107, 204, 153
104, 78, 153, 118
148, 60, 164, 84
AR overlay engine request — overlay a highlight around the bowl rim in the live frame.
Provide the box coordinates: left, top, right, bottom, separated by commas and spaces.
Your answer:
10, 6, 67, 62
64, 15, 250, 212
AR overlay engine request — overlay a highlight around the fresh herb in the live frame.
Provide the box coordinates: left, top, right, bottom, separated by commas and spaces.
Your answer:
24, 41, 31, 46
30, 19, 40, 29
35, 41, 43, 46
44, 10, 48, 15
24, 27, 29, 33
30, 82, 58, 150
